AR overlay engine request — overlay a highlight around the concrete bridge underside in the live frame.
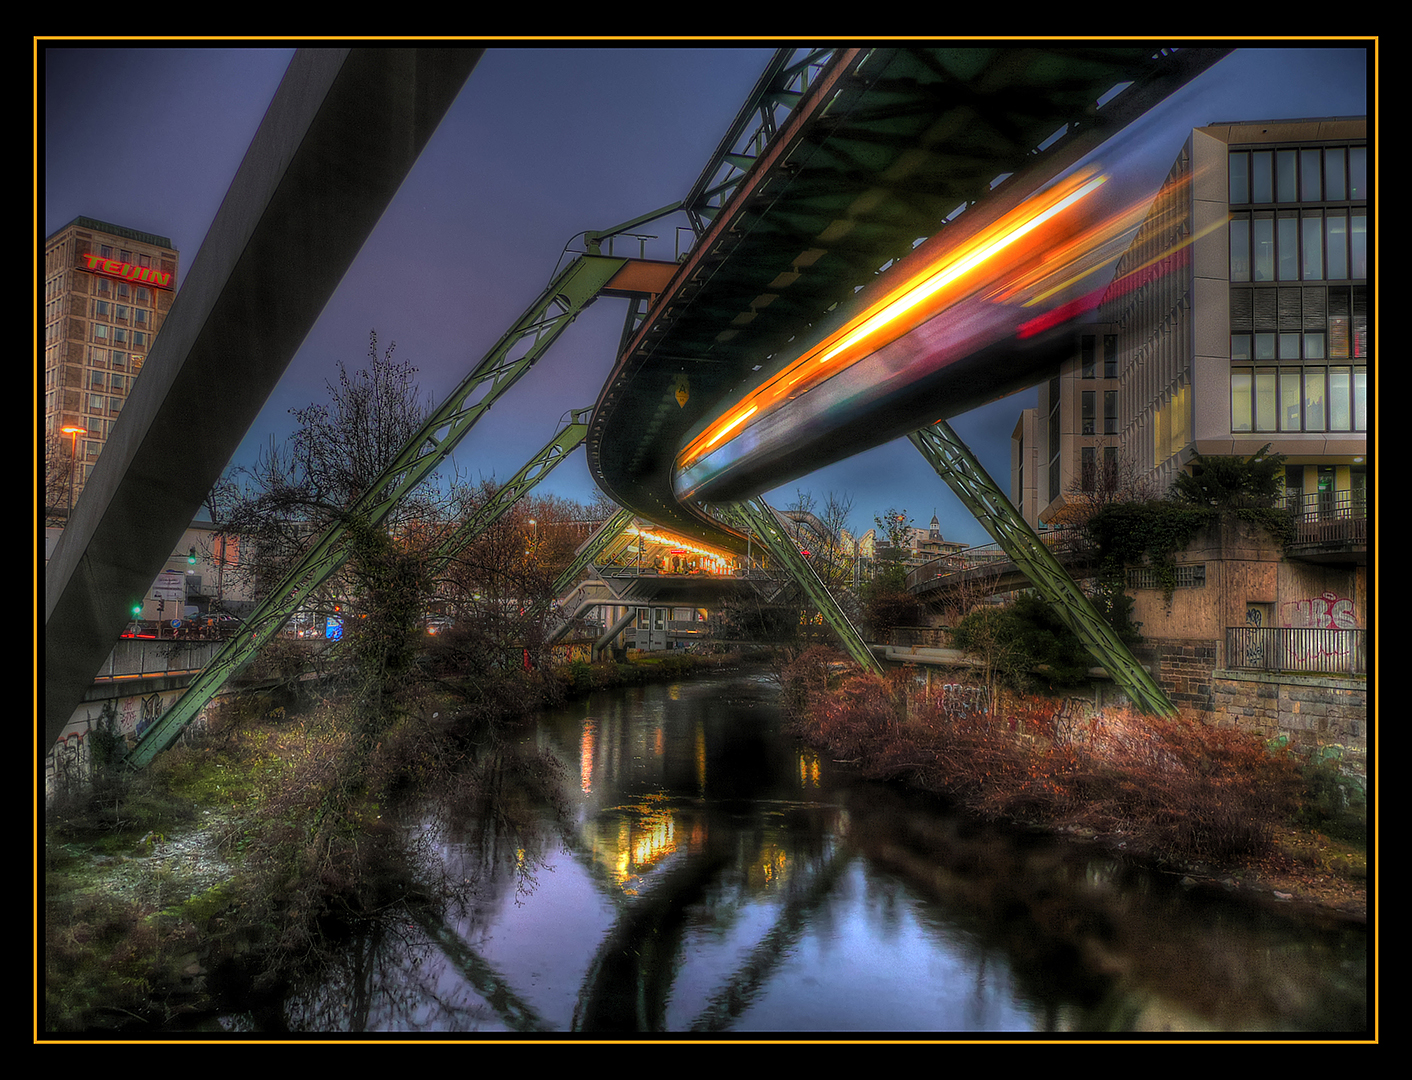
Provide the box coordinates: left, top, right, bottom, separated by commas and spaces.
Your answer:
43, 49, 482, 763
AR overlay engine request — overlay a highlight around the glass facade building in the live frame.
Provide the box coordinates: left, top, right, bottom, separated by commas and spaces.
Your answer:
1020, 118, 1369, 527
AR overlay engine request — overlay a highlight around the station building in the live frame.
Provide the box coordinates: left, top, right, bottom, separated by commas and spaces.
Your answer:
43, 216, 180, 514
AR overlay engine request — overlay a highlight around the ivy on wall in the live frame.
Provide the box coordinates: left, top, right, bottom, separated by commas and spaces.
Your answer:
1086, 446, 1294, 614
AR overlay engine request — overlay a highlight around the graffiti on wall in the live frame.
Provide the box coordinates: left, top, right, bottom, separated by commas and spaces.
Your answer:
1281, 591, 1357, 629
553, 641, 593, 664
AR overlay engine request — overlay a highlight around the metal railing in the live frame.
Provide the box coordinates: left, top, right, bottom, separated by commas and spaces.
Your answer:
1225, 626, 1366, 676
1280, 491, 1369, 549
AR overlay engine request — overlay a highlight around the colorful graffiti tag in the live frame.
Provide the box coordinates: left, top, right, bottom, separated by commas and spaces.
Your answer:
1281, 591, 1357, 630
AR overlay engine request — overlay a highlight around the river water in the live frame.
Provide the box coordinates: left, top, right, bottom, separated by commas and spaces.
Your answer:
268, 667, 1366, 1037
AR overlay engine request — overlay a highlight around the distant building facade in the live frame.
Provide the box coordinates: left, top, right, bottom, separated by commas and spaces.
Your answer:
43, 216, 179, 514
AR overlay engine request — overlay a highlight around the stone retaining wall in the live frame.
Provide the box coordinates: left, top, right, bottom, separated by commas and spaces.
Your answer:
1136, 637, 1366, 768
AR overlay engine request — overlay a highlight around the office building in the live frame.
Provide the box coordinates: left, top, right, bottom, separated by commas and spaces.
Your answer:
1017, 117, 1368, 523
43, 216, 179, 514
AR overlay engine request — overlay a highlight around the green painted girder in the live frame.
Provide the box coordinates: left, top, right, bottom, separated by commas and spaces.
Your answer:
711, 497, 881, 675
429, 407, 593, 577
907, 421, 1174, 715
541, 506, 636, 610
126, 256, 628, 766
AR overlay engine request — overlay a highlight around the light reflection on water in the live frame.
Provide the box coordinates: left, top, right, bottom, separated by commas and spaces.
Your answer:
282, 669, 1366, 1036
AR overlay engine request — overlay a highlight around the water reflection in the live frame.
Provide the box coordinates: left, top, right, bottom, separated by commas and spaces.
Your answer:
279, 670, 1365, 1035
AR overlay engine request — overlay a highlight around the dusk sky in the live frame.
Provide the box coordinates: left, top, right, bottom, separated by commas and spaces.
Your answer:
41, 43, 1370, 546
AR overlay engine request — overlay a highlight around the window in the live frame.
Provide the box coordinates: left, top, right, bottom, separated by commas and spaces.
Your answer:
1081, 336, 1095, 378
1230, 217, 1250, 280
1230, 365, 1366, 433
1229, 152, 1249, 204
1082, 391, 1096, 434
1104, 390, 1118, 435
1350, 212, 1366, 279
1324, 148, 1346, 200
1255, 368, 1276, 431
1103, 334, 1118, 378
1253, 214, 1273, 280
1251, 151, 1273, 202
1304, 369, 1326, 431
1325, 212, 1348, 280
1301, 212, 1322, 280
1300, 149, 1322, 201
1328, 367, 1352, 430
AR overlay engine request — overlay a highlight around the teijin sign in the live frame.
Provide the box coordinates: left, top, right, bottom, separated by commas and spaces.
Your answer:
80, 252, 173, 290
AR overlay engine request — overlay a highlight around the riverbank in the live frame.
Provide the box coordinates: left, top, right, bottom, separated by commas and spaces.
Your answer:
42, 650, 741, 1034
778, 651, 1368, 927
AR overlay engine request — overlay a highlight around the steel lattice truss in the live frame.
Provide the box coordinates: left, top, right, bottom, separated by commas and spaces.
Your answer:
709, 497, 880, 675
908, 421, 1174, 715
127, 257, 628, 766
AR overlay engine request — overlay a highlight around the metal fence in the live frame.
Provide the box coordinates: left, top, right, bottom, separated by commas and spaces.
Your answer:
1280, 491, 1368, 550
1226, 626, 1366, 676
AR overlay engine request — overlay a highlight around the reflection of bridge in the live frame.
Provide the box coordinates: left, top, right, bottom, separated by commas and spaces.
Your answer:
47, 46, 1241, 767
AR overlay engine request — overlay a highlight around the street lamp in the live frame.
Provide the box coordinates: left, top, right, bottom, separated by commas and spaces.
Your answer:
60, 424, 87, 519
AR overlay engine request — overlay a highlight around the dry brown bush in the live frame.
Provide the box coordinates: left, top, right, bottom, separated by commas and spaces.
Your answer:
791, 668, 1304, 865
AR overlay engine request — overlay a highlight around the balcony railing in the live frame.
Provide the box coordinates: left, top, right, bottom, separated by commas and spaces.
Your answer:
1225, 626, 1366, 676
1281, 491, 1368, 550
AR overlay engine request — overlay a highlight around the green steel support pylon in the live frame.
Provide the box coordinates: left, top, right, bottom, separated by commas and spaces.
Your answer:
127, 256, 628, 766
428, 408, 593, 577
540, 506, 636, 611
711, 497, 882, 675
907, 421, 1174, 715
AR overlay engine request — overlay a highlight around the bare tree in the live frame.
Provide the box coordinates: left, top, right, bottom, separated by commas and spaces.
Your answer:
43, 431, 80, 526
210, 331, 441, 605
1055, 438, 1161, 530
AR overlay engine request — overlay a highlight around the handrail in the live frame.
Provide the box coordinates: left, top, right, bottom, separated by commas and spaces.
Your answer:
1225, 626, 1366, 676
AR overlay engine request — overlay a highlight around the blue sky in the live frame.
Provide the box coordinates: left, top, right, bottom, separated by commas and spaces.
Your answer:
41, 43, 1371, 546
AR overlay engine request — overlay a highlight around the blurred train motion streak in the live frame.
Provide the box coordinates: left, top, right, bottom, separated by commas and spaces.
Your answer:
673, 160, 1207, 506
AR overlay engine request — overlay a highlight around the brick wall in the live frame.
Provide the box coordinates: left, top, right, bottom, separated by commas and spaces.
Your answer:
1135, 637, 1366, 764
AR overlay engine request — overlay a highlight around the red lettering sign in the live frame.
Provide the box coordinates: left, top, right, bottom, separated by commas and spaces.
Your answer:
80, 252, 173, 290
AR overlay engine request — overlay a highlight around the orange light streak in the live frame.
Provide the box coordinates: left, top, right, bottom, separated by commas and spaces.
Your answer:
678, 168, 1108, 472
